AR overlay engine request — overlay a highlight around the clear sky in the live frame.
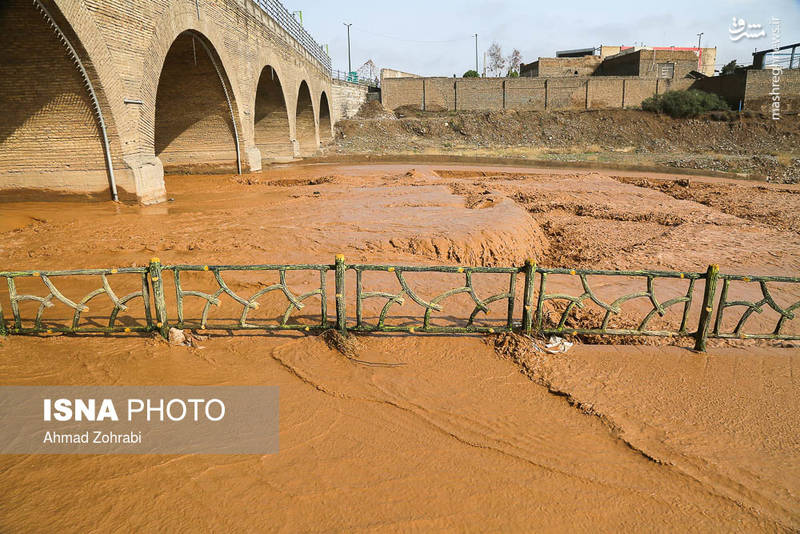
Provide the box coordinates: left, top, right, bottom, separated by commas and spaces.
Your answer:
281, 0, 800, 76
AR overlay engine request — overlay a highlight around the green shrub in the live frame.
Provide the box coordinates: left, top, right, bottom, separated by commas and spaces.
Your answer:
641, 94, 662, 113
641, 89, 729, 118
463, 69, 479, 78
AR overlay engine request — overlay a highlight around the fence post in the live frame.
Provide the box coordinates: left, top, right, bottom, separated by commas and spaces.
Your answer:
148, 258, 169, 339
544, 79, 548, 110
585, 79, 589, 110
335, 254, 346, 334
694, 264, 719, 352
522, 259, 536, 334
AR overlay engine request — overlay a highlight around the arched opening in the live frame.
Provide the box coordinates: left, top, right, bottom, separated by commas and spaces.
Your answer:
295, 81, 317, 157
319, 91, 332, 142
254, 66, 292, 161
0, 0, 111, 195
155, 31, 240, 173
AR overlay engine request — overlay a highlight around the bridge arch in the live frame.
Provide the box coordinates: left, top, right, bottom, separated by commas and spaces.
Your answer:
253, 65, 293, 162
295, 80, 318, 157
0, 0, 125, 199
319, 91, 332, 141
0, 0, 335, 202
139, 5, 249, 177
154, 30, 242, 174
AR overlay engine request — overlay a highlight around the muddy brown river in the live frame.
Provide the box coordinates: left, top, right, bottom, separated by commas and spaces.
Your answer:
1, 163, 799, 531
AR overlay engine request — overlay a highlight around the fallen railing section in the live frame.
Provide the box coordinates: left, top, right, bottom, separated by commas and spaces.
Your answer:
1, 257, 798, 351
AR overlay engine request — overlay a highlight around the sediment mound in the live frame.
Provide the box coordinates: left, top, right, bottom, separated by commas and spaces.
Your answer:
354, 100, 395, 120
360, 194, 549, 266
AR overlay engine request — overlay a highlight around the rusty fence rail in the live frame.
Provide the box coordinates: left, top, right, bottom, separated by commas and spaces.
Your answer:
1, 257, 798, 351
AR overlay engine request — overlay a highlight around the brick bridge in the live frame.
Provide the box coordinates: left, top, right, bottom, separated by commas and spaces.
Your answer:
0, 0, 335, 203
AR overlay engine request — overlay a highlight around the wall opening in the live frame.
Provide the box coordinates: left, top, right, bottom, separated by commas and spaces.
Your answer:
155, 31, 240, 173
0, 0, 108, 193
254, 65, 292, 161
319, 91, 332, 141
295, 81, 317, 157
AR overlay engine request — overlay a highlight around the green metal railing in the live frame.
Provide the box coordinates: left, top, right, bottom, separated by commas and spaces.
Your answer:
0, 267, 151, 335
152, 260, 331, 338
350, 262, 518, 334
712, 273, 800, 341
1, 257, 798, 351
533, 265, 702, 338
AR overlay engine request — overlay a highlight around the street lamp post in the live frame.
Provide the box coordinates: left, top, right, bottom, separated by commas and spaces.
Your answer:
344, 23, 352, 76
696, 32, 704, 71
474, 34, 478, 73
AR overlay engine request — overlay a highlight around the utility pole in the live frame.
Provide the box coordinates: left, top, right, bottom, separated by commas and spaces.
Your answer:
474, 34, 478, 73
696, 32, 703, 50
344, 23, 352, 75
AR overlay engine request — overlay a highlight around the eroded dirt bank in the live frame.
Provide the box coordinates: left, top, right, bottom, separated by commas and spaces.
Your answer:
333, 106, 800, 183
1, 163, 799, 531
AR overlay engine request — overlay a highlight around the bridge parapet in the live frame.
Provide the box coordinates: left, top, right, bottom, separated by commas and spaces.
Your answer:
253, 0, 331, 72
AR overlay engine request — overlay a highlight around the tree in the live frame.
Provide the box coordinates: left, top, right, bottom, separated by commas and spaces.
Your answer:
463, 69, 479, 78
721, 60, 737, 75
487, 42, 505, 77
507, 49, 522, 76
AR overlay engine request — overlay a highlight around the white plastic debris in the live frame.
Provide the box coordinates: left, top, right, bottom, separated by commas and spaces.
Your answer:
168, 327, 186, 346
168, 328, 206, 349
521, 334, 573, 354
544, 335, 573, 354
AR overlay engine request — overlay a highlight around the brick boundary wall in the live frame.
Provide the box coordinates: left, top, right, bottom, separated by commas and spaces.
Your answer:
383, 72, 800, 114
743, 69, 800, 114
382, 76, 700, 112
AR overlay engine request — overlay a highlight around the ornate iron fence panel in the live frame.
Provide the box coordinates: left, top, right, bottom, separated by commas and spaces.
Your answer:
157, 262, 331, 334
533, 267, 703, 338
349, 263, 519, 333
1, 257, 798, 351
0, 268, 152, 335
712, 274, 800, 340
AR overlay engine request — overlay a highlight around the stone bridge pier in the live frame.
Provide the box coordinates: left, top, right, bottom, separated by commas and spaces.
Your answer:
0, 0, 335, 204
